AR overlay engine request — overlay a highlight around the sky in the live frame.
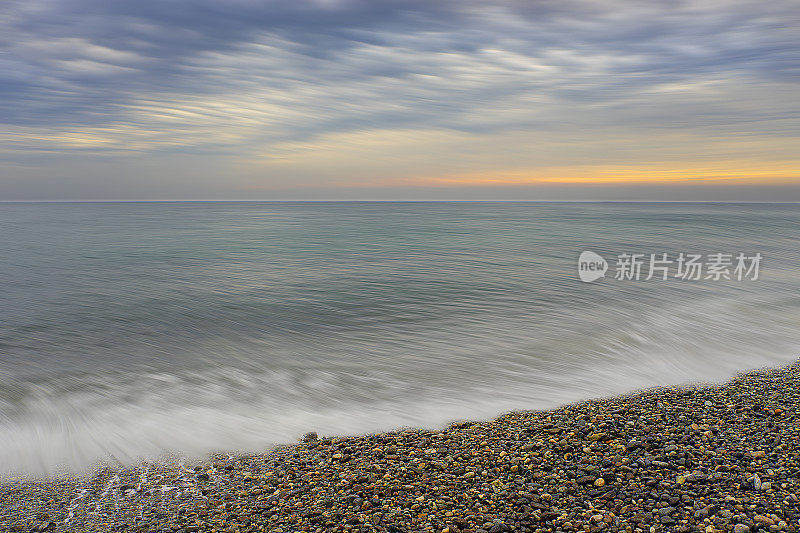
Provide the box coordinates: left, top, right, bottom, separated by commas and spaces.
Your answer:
1, 0, 799, 201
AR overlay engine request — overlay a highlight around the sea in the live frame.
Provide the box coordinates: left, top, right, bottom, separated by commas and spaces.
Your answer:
1, 201, 798, 477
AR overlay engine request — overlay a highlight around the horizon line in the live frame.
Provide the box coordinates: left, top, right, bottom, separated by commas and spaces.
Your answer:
2, 199, 800, 204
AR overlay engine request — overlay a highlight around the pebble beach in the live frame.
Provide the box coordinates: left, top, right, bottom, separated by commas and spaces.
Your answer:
2, 361, 799, 533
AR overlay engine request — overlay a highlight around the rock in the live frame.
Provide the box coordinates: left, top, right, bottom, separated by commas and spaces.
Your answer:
734, 524, 750, 533
5, 362, 800, 533
627, 439, 643, 450
303, 432, 318, 442
754, 515, 775, 526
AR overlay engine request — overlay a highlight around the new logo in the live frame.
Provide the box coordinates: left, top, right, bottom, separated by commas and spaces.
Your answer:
578, 251, 608, 283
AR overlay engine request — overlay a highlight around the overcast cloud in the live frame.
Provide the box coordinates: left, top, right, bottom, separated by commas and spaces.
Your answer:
1, 0, 798, 200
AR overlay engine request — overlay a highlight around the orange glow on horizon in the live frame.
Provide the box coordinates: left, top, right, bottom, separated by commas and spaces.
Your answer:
346, 161, 800, 189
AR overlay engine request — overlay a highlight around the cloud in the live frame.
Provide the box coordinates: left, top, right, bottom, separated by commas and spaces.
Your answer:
0, 0, 798, 198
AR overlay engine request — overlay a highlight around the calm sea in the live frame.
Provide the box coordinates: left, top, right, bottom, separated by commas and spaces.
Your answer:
1, 202, 798, 477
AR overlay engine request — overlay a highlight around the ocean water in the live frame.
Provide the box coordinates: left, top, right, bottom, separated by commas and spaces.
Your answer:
0, 201, 798, 478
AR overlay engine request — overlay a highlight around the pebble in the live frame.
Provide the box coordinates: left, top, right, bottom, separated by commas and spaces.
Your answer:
3, 362, 800, 533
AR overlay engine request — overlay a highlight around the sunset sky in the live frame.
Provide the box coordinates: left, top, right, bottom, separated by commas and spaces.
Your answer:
1, 0, 798, 200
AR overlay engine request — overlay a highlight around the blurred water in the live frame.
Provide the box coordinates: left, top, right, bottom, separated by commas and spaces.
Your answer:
0, 201, 798, 477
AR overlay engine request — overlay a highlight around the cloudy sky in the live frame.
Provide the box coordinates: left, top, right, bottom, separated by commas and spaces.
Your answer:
1, 0, 798, 200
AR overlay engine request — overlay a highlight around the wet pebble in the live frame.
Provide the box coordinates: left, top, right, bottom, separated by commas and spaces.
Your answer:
3, 362, 800, 533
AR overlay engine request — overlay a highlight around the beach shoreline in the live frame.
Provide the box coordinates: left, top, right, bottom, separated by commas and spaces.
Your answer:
2, 361, 799, 533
